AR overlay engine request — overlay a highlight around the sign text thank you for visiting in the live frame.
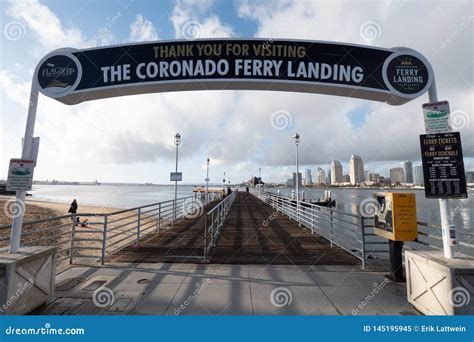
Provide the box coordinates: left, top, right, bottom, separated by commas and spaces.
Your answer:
34, 39, 433, 105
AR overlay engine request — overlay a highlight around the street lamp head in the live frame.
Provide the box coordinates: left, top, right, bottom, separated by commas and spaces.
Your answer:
293, 133, 300, 145
174, 133, 181, 145
207, 158, 210, 164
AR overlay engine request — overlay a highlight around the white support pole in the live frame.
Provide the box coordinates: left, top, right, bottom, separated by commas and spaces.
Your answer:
206, 159, 209, 204
428, 77, 455, 259
174, 143, 178, 222
9, 85, 39, 253
295, 145, 299, 223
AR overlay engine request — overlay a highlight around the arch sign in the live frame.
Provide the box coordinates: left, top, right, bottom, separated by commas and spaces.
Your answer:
35, 39, 433, 105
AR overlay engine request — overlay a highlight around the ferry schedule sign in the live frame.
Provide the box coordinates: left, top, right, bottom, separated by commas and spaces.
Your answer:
419, 132, 467, 199
34, 39, 433, 106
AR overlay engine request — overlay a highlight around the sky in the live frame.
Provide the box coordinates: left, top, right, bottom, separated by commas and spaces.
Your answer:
0, 0, 473, 184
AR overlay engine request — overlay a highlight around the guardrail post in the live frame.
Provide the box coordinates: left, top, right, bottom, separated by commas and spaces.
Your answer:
157, 203, 161, 232
69, 214, 76, 264
204, 213, 208, 263
311, 206, 314, 236
137, 208, 141, 242
287, 198, 290, 219
330, 209, 334, 247
101, 215, 108, 265
360, 216, 366, 269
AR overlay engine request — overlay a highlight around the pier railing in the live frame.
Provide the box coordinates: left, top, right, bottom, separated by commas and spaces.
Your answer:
264, 192, 370, 267
0, 193, 216, 270
203, 190, 237, 262
262, 192, 474, 267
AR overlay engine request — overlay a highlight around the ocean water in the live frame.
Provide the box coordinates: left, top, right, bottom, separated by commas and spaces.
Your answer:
29, 184, 200, 209
30, 184, 473, 232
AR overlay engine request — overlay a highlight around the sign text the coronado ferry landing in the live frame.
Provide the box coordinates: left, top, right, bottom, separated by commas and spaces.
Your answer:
35, 39, 433, 105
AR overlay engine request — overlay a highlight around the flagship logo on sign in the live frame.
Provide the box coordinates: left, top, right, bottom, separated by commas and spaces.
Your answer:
386, 54, 429, 95
37, 54, 80, 95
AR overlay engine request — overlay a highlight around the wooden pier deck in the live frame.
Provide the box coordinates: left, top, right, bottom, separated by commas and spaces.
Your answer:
107, 192, 359, 265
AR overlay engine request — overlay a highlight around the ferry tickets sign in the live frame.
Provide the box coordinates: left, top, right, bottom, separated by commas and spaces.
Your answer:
34, 39, 433, 105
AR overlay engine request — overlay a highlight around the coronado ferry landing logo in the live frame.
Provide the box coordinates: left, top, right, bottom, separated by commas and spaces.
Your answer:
37, 52, 81, 96
383, 51, 431, 97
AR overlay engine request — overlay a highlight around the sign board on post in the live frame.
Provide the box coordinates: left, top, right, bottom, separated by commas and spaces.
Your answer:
419, 132, 467, 199
422, 101, 451, 134
170, 172, 182, 181
6, 159, 34, 191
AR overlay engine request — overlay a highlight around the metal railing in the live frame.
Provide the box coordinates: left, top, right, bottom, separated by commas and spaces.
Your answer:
264, 192, 369, 267
203, 190, 237, 262
0, 194, 209, 270
263, 191, 474, 268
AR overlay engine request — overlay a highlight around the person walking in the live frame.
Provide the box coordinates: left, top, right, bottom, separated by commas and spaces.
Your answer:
68, 199, 78, 220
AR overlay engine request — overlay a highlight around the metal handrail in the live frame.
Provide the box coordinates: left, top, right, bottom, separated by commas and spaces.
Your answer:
263, 191, 474, 265
203, 190, 237, 262
0, 194, 205, 270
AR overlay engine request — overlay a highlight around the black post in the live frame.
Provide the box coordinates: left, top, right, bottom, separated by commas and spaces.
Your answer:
388, 240, 405, 282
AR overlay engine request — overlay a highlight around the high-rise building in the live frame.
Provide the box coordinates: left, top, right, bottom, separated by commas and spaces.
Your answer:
327, 168, 331, 184
413, 165, 424, 185
304, 169, 312, 186
404, 160, 414, 183
368, 172, 380, 183
330, 160, 343, 184
316, 167, 326, 185
466, 171, 474, 183
390, 167, 405, 185
343, 174, 351, 183
349, 155, 364, 185
292, 172, 302, 188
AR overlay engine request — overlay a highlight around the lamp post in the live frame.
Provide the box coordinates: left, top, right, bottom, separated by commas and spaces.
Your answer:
293, 133, 300, 223
206, 158, 210, 204
174, 133, 181, 222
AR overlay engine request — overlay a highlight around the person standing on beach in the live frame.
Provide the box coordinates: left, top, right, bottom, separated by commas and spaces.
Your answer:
68, 199, 78, 220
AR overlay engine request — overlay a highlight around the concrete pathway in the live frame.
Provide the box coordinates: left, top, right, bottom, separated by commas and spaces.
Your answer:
35, 262, 418, 316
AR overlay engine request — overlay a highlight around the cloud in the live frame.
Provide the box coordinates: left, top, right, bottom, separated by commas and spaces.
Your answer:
129, 14, 159, 42
1, 0, 472, 183
171, 0, 234, 39
6, 0, 84, 50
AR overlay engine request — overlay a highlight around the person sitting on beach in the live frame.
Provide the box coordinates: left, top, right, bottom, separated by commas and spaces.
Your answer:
68, 199, 78, 221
